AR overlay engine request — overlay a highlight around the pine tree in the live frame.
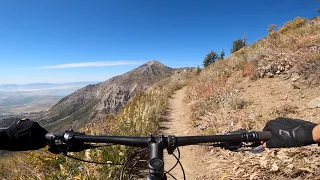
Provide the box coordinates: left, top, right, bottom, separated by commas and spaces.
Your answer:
230, 38, 246, 54
218, 49, 225, 60
202, 51, 218, 68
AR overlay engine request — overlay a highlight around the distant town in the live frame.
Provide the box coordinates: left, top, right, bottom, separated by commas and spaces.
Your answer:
0, 81, 98, 118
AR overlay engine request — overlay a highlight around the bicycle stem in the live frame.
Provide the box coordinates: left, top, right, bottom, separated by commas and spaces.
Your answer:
147, 135, 168, 180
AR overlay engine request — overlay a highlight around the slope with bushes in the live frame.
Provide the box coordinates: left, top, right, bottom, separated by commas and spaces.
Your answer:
185, 17, 320, 179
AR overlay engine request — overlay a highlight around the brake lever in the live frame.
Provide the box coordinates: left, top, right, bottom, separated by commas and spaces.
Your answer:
211, 142, 243, 151
210, 129, 264, 152
222, 129, 247, 151
46, 130, 94, 154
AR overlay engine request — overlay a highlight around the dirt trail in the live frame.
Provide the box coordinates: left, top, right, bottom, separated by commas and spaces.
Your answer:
160, 87, 208, 180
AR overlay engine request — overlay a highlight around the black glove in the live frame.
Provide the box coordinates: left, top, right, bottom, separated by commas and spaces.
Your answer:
263, 117, 317, 148
0, 117, 48, 151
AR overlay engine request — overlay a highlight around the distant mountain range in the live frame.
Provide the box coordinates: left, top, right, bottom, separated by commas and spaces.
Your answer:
0, 81, 100, 90
38, 60, 177, 131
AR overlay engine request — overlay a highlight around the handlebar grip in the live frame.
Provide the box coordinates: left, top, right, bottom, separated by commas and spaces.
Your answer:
257, 131, 272, 141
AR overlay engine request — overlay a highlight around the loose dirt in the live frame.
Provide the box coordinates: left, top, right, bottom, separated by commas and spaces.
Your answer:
160, 87, 210, 180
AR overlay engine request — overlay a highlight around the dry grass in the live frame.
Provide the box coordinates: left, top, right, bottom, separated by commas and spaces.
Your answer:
184, 16, 320, 179
242, 61, 258, 79
186, 16, 320, 129
294, 54, 320, 85
242, 17, 320, 82
270, 104, 298, 117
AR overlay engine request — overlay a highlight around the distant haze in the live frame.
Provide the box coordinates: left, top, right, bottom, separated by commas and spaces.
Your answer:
0, 81, 99, 116
0, 81, 99, 96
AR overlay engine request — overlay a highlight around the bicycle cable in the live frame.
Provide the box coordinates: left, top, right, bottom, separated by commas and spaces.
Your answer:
120, 148, 149, 180
128, 150, 150, 179
172, 150, 186, 180
165, 171, 177, 180
165, 147, 181, 174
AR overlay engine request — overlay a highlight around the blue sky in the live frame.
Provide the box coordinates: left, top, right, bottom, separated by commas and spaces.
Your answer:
0, 0, 319, 84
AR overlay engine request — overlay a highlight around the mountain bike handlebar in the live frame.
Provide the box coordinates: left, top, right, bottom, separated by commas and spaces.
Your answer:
46, 131, 271, 147
45, 130, 271, 180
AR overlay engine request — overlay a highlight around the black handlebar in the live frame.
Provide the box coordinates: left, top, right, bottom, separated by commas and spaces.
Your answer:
45, 131, 272, 148
45, 130, 271, 180
176, 131, 271, 146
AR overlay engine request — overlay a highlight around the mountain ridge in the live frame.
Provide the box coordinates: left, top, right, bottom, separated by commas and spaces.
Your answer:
38, 60, 176, 130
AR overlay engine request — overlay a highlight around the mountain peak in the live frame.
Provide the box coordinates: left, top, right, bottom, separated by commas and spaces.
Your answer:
129, 60, 173, 77
146, 60, 161, 65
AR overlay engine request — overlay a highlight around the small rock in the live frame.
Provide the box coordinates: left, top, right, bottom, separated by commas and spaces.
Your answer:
270, 162, 279, 172
266, 72, 274, 78
291, 73, 300, 82
197, 123, 208, 130
235, 169, 245, 176
248, 113, 256, 120
287, 164, 294, 169
292, 84, 300, 89
283, 158, 293, 163
259, 158, 268, 168
249, 172, 258, 180
307, 97, 320, 109
285, 64, 290, 70
260, 72, 265, 77
277, 65, 282, 70
266, 65, 272, 70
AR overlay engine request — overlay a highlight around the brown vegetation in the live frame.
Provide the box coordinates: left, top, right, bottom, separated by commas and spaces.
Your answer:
185, 17, 320, 179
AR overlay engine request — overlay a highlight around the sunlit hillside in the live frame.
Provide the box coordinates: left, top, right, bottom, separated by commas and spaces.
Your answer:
185, 17, 320, 179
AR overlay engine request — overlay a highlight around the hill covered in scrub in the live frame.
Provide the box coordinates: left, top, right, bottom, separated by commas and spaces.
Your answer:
184, 17, 320, 179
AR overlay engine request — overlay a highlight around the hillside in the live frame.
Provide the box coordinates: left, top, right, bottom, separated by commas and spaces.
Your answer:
38, 60, 175, 131
184, 17, 320, 179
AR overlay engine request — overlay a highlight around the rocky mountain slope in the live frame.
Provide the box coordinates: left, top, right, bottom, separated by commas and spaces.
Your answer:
38, 60, 175, 130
